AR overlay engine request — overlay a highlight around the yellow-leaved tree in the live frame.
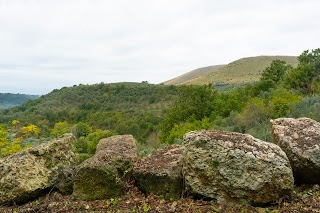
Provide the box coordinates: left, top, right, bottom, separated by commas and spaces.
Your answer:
50, 121, 69, 137
12, 119, 21, 132
0, 123, 41, 157
21, 124, 41, 138
0, 125, 9, 155
1, 137, 23, 157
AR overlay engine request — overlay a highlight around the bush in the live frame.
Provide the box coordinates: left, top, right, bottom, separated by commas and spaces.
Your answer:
289, 95, 320, 121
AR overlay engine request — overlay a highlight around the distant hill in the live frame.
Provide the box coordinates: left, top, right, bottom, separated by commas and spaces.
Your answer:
163, 65, 225, 85
164, 56, 298, 86
0, 93, 39, 109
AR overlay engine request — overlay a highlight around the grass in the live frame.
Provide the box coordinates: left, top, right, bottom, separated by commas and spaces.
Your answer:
163, 65, 225, 85
165, 56, 298, 86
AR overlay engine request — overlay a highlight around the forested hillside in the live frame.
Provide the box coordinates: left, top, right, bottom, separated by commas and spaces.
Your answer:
0, 83, 178, 143
0, 93, 39, 109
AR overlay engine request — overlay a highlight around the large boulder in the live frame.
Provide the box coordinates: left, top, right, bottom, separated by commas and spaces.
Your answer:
271, 117, 320, 184
0, 133, 76, 205
73, 135, 137, 200
134, 145, 184, 200
183, 130, 294, 205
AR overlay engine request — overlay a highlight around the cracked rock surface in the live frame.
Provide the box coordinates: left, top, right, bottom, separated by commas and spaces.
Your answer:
183, 130, 294, 205
73, 135, 137, 201
0, 133, 76, 205
134, 144, 184, 200
271, 117, 320, 184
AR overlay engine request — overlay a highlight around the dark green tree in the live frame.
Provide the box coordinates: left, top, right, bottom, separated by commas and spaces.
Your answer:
72, 122, 92, 138
257, 60, 292, 91
285, 48, 320, 94
159, 85, 216, 143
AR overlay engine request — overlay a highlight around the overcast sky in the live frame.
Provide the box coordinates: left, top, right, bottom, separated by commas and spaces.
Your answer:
1, 0, 320, 95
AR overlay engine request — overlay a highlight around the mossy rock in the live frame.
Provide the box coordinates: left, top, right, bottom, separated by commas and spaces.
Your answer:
73, 167, 123, 200
134, 145, 184, 200
73, 135, 138, 200
134, 171, 182, 200
0, 134, 76, 205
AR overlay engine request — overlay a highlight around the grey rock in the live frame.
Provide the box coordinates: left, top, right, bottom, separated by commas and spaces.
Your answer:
73, 135, 137, 200
134, 145, 184, 200
0, 133, 76, 205
183, 130, 294, 205
271, 117, 320, 184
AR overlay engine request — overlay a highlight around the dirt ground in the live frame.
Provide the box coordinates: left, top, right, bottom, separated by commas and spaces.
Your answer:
1, 185, 320, 213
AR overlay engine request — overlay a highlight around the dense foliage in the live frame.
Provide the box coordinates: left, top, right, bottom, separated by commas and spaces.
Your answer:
0, 83, 178, 152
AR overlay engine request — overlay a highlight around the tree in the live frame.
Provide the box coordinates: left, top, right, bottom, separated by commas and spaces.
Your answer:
261, 60, 292, 85
74, 129, 115, 154
51, 121, 70, 137
72, 122, 92, 138
236, 98, 271, 130
160, 85, 217, 142
165, 118, 211, 144
285, 48, 320, 94
0, 125, 9, 151
1, 137, 22, 157
21, 124, 41, 138
159, 85, 216, 143
256, 60, 292, 92
11, 120, 21, 132
298, 48, 320, 65
270, 88, 302, 118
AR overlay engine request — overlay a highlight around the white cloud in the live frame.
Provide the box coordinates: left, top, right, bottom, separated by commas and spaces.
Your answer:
0, 0, 320, 94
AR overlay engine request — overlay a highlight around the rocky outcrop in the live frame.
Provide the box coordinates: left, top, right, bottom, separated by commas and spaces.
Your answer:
271, 117, 320, 184
0, 133, 76, 205
73, 135, 137, 200
134, 145, 184, 200
183, 130, 294, 205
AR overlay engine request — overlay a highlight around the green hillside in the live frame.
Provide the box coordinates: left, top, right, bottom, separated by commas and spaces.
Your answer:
165, 56, 298, 86
163, 65, 225, 85
0, 82, 179, 143
0, 93, 39, 109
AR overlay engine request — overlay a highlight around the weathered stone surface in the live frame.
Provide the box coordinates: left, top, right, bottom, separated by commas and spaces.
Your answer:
183, 130, 294, 205
271, 117, 320, 184
0, 133, 76, 205
73, 135, 137, 200
134, 145, 184, 200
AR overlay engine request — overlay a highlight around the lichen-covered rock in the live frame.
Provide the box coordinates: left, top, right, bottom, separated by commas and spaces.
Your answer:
134, 145, 184, 200
73, 135, 137, 200
183, 130, 294, 205
0, 133, 76, 205
271, 117, 320, 184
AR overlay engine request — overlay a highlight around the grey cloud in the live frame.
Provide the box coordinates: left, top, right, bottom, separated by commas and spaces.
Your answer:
1, 0, 320, 94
